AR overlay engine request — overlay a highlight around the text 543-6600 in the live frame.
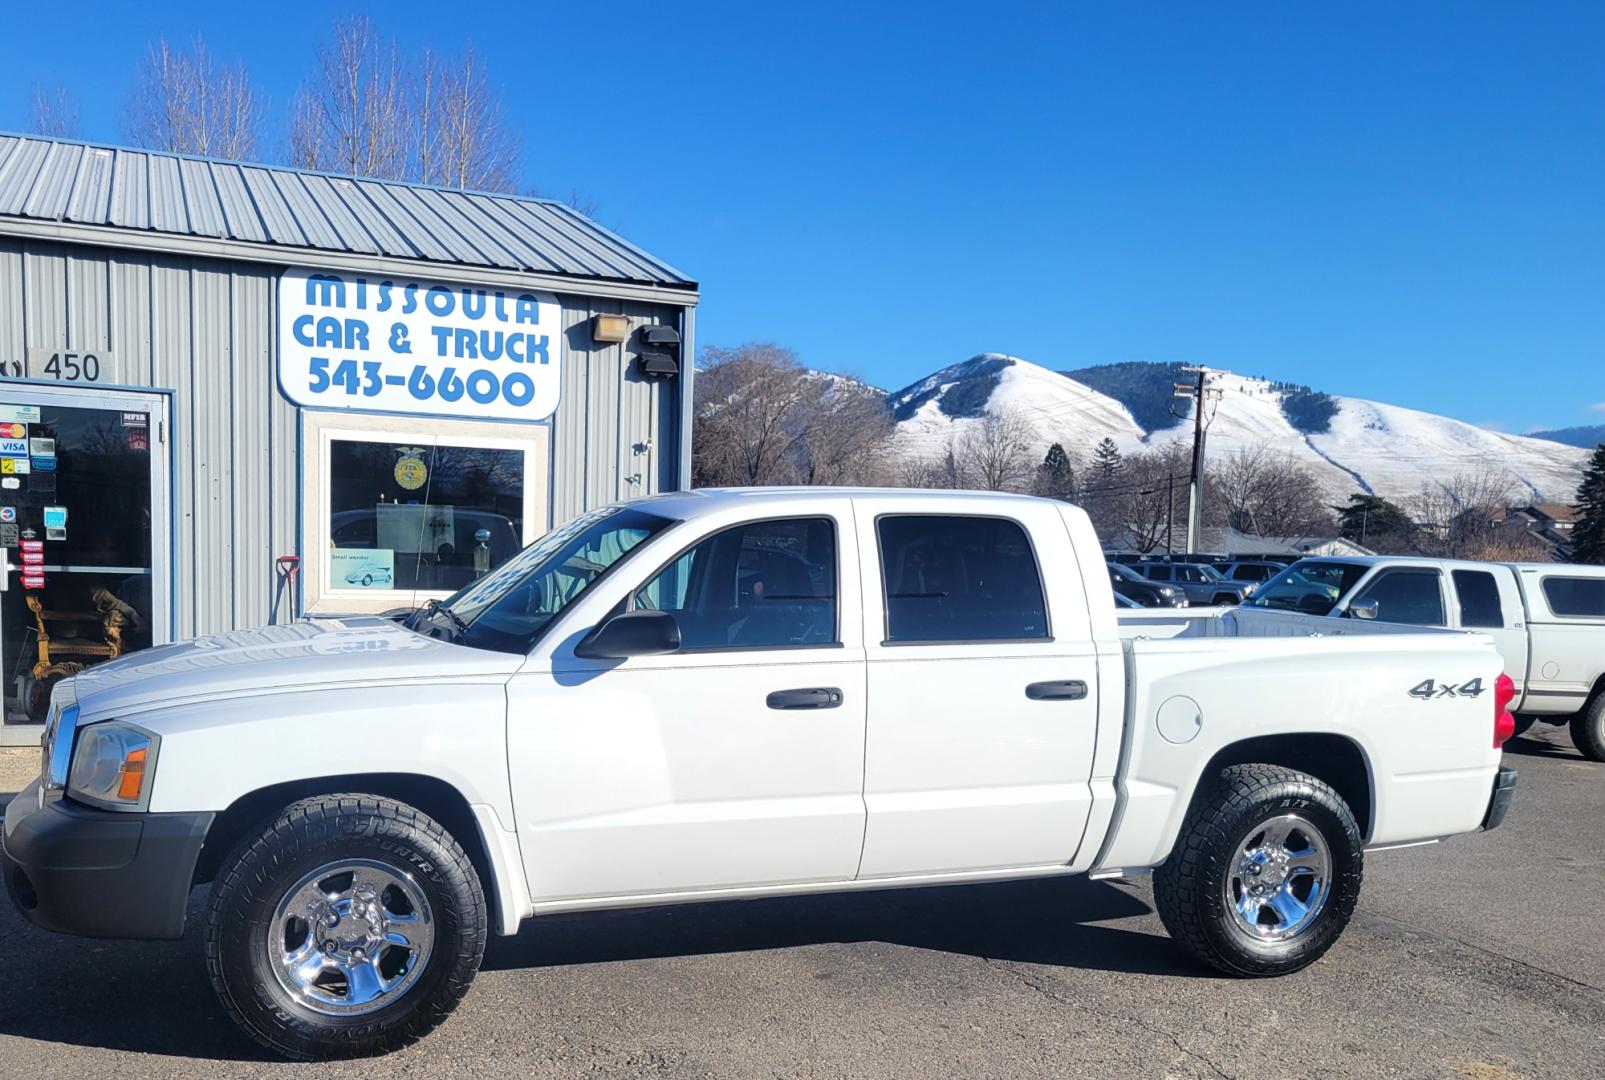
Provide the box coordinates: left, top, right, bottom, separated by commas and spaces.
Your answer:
308, 358, 539, 408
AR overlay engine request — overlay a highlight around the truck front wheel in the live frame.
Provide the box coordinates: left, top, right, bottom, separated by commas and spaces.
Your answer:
1569, 695, 1605, 762
1154, 764, 1363, 977
204, 794, 488, 1059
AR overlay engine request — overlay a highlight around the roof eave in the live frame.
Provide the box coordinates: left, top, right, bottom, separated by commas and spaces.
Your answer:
0, 215, 700, 307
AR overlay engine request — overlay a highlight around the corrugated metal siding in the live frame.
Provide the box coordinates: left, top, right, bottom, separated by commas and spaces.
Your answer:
0, 235, 684, 637
0, 134, 693, 289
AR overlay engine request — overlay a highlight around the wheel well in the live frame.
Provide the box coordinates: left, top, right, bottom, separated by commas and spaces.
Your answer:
1199, 734, 1373, 839
191, 773, 498, 923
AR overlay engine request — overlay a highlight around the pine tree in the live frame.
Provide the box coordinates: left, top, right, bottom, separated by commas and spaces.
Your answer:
1571, 445, 1605, 564
1336, 493, 1416, 552
1036, 443, 1076, 500
1092, 437, 1123, 485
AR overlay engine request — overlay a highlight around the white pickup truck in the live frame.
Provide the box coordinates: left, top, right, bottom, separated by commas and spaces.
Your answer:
2, 489, 1517, 1060
1241, 555, 1605, 759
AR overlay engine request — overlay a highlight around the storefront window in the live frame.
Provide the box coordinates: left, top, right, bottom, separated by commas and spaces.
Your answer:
328, 438, 526, 594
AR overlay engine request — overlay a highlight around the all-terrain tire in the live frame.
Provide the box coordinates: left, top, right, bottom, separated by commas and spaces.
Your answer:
1569, 695, 1605, 762
1154, 764, 1363, 977
205, 794, 487, 1060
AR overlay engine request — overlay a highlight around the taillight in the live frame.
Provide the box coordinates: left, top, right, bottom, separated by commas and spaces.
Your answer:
1493, 673, 1517, 749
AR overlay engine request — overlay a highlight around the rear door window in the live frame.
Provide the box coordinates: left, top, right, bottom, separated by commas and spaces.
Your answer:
1452, 570, 1505, 628
1542, 577, 1605, 618
1145, 565, 1172, 581
1353, 569, 1446, 626
877, 515, 1048, 643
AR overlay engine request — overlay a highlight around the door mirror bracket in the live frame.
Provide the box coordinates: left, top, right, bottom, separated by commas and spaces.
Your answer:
574, 609, 682, 659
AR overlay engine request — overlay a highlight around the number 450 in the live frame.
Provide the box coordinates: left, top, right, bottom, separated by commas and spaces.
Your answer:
42, 352, 102, 382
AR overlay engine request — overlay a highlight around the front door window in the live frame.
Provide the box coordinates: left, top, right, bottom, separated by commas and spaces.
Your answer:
0, 392, 167, 722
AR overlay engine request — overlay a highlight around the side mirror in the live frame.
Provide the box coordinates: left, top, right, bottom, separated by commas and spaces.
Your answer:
1348, 599, 1380, 621
573, 609, 681, 659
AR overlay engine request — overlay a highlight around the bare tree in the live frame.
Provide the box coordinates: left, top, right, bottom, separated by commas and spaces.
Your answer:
289, 16, 411, 179
288, 18, 523, 193
1410, 468, 1525, 559
125, 37, 262, 159
794, 376, 896, 486
1116, 445, 1192, 552
1209, 447, 1337, 538
693, 343, 814, 486
29, 84, 80, 138
952, 410, 1035, 492
417, 44, 521, 192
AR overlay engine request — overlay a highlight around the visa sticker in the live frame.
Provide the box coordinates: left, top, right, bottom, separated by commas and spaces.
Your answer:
0, 439, 26, 456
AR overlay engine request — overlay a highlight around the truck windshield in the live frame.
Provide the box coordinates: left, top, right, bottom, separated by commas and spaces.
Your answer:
1243, 562, 1370, 615
408, 506, 676, 653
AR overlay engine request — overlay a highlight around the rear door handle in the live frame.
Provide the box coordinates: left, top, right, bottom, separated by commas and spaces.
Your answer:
1025, 680, 1088, 701
766, 687, 844, 710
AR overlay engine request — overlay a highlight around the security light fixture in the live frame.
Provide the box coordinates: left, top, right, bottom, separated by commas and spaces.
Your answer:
637, 325, 681, 378
592, 313, 631, 343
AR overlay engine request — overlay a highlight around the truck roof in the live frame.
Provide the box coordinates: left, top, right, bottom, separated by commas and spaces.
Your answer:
632, 486, 1053, 517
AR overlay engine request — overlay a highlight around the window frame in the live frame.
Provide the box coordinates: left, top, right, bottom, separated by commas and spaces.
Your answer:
622, 514, 844, 654
1351, 567, 1447, 626
301, 411, 549, 616
873, 512, 1054, 647
1539, 575, 1605, 620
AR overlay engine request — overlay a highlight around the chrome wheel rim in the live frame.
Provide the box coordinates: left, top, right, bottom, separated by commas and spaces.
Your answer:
268, 858, 435, 1016
1224, 813, 1331, 942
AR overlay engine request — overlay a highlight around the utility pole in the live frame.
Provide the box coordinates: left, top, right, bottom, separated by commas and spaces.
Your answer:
1173, 366, 1223, 555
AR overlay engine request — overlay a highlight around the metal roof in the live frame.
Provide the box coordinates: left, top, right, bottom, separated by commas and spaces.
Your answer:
0, 133, 695, 293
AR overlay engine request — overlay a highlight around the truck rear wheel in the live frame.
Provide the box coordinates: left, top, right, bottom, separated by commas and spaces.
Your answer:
1569, 695, 1605, 762
1154, 764, 1363, 977
205, 794, 487, 1060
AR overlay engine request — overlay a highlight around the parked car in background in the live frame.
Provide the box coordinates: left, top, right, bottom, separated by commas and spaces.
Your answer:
1109, 562, 1187, 607
1220, 561, 1287, 585
1135, 561, 1252, 606
1244, 556, 1605, 760
2, 489, 1514, 1059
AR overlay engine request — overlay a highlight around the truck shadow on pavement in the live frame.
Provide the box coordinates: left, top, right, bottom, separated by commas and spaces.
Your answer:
1503, 730, 1586, 761
0, 814, 1197, 1060
482, 875, 1195, 977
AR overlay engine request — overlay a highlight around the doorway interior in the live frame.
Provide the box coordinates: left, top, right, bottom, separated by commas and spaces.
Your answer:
0, 382, 171, 727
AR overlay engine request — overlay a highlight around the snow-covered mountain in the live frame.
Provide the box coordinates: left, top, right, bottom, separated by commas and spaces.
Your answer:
885, 355, 1588, 503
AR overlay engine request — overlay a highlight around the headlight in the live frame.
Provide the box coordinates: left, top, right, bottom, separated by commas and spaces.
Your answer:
67, 722, 159, 811
1159, 586, 1175, 596
1242, 583, 1256, 595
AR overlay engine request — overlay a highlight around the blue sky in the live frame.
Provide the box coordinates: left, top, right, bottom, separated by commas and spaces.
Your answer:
3, 2, 1601, 432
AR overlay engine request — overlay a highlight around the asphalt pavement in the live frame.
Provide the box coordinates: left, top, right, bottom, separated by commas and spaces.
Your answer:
1, 729, 1601, 1079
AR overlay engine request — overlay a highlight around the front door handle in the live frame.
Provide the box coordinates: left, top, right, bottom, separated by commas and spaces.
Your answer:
767, 687, 844, 710
1025, 680, 1088, 701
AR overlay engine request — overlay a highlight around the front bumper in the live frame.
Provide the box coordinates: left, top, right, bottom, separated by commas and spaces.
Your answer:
1481, 765, 1517, 831
2, 779, 213, 939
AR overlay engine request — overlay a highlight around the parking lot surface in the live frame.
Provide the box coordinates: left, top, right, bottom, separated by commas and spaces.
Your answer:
2, 730, 1602, 1079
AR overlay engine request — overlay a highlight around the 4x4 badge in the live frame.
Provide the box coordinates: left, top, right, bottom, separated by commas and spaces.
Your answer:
1409, 678, 1486, 700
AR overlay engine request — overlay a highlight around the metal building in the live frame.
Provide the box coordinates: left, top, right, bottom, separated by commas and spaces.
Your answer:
0, 133, 697, 736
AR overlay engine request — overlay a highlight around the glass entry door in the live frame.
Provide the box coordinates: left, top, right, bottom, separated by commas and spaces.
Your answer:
0, 383, 170, 724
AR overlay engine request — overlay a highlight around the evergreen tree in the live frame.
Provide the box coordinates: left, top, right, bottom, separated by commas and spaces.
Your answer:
1571, 445, 1605, 564
1036, 442, 1077, 500
1092, 437, 1124, 485
1336, 493, 1416, 551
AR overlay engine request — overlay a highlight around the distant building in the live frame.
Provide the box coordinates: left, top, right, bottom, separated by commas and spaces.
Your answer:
1104, 524, 1373, 559
1487, 503, 1578, 559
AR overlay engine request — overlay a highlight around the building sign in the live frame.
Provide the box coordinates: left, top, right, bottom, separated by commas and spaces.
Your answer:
277, 267, 562, 422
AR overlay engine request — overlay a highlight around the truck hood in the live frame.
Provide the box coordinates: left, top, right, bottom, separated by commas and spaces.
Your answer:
69, 617, 523, 719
